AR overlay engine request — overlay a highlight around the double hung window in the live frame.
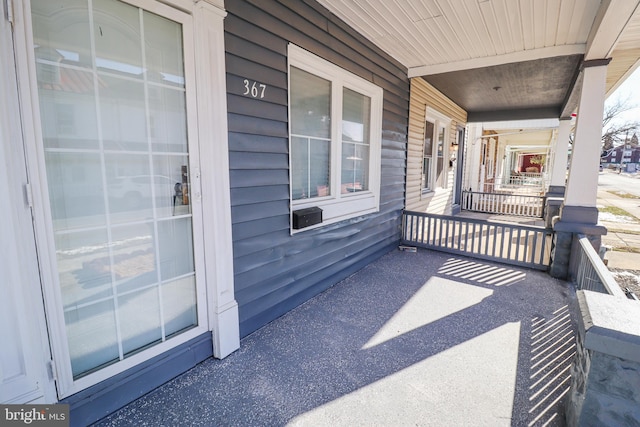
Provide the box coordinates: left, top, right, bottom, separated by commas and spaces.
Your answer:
288, 45, 382, 230
422, 109, 450, 192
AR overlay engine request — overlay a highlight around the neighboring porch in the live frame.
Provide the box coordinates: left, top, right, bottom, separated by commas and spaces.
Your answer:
95, 248, 575, 426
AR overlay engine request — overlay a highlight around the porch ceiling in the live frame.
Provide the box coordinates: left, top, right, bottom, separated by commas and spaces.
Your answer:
317, 0, 640, 122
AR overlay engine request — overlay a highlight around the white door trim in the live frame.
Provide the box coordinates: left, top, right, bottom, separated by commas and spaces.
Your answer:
1, 0, 56, 404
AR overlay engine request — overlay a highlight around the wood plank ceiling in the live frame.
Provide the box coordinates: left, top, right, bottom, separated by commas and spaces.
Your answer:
316, 0, 640, 122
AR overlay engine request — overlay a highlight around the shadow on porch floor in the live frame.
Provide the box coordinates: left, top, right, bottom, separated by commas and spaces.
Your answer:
94, 248, 576, 427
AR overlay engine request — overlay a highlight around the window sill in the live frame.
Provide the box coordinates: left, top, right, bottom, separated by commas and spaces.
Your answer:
290, 192, 379, 234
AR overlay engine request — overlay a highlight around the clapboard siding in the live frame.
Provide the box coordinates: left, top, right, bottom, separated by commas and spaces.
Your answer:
229, 169, 289, 188
228, 133, 288, 154
230, 186, 289, 206
227, 95, 287, 122
228, 113, 288, 137
234, 211, 401, 295
225, 0, 408, 336
406, 77, 467, 214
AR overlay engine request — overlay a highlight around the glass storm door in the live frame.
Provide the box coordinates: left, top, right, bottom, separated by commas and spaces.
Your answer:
30, 0, 205, 393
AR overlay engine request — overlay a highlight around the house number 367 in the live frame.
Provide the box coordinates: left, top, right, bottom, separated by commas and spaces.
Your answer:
243, 79, 266, 99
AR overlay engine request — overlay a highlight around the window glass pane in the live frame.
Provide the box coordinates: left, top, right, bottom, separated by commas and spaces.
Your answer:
422, 157, 432, 190
436, 125, 445, 187
105, 153, 153, 222
290, 67, 330, 138
64, 300, 120, 378
290, 66, 332, 200
56, 229, 112, 309
100, 76, 147, 151
36, 69, 99, 150
162, 276, 197, 337
31, 0, 92, 70
291, 136, 330, 200
45, 152, 106, 231
144, 11, 185, 87
341, 88, 370, 194
423, 121, 435, 190
94, 0, 143, 79
119, 287, 162, 356
153, 155, 191, 218
157, 218, 195, 280
424, 121, 434, 156
111, 223, 157, 294
149, 87, 188, 153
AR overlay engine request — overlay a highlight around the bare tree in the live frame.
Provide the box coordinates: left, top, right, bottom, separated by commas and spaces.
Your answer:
568, 96, 640, 155
601, 96, 640, 151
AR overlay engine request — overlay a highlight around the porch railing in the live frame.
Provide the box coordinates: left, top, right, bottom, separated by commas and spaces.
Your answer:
574, 234, 626, 297
461, 190, 545, 218
483, 172, 546, 194
401, 211, 552, 270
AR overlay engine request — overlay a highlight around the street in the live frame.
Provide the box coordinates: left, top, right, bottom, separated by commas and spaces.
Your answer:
599, 168, 640, 198
597, 169, 640, 297
598, 169, 640, 227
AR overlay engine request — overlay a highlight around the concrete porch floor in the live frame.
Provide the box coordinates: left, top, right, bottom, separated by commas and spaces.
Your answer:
95, 248, 576, 427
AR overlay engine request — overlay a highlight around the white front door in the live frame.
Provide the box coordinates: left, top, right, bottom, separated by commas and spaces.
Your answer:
20, 0, 209, 398
0, 1, 56, 404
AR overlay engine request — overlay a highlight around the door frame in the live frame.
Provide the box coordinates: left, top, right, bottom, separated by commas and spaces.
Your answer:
1, 0, 57, 404
12, 0, 239, 399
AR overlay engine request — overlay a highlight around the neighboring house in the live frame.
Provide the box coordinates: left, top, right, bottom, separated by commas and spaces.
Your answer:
2, 1, 640, 426
463, 120, 559, 194
602, 143, 640, 167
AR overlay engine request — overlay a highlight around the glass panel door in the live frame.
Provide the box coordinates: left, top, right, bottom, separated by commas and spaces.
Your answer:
31, 0, 199, 379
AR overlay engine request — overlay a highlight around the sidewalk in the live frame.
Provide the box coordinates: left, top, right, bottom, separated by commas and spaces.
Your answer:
94, 249, 574, 427
596, 173, 640, 295
597, 179, 640, 270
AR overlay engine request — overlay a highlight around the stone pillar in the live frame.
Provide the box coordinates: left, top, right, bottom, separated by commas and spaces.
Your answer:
566, 291, 640, 426
550, 60, 610, 279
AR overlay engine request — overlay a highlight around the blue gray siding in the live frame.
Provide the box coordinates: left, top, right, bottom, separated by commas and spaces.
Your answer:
225, 0, 410, 336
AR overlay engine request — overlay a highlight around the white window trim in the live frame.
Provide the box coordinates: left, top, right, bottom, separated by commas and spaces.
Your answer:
422, 107, 451, 196
287, 44, 382, 233
14, 0, 238, 398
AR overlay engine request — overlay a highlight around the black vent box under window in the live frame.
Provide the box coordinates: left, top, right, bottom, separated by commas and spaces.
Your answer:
292, 207, 323, 229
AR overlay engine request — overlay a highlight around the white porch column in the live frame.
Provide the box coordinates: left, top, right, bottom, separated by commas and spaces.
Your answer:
550, 60, 610, 279
563, 61, 609, 212
464, 123, 483, 192
547, 118, 572, 196
194, 0, 240, 358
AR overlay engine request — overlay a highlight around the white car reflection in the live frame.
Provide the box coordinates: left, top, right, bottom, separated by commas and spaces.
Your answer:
109, 175, 187, 211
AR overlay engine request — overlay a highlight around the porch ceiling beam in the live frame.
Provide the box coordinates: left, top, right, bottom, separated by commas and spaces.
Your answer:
585, 0, 640, 60
408, 45, 585, 78
467, 107, 561, 124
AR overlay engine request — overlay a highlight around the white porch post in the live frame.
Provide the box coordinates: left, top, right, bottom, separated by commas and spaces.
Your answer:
547, 118, 572, 196
563, 62, 610, 211
194, 0, 240, 358
550, 60, 610, 279
464, 123, 483, 192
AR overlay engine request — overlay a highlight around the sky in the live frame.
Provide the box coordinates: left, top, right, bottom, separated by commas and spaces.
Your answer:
605, 66, 640, 130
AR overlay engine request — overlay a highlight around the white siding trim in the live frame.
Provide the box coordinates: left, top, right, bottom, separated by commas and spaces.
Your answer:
193, 0, 240, 359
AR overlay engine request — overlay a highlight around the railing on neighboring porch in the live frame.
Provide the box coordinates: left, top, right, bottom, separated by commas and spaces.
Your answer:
574, 234, 626, 297
482, 172, 547, 194
401, 211, 552, 270
461, 190, 545, 217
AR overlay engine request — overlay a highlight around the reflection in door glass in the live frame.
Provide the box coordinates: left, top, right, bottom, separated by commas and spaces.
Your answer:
32, 0, 197, 378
